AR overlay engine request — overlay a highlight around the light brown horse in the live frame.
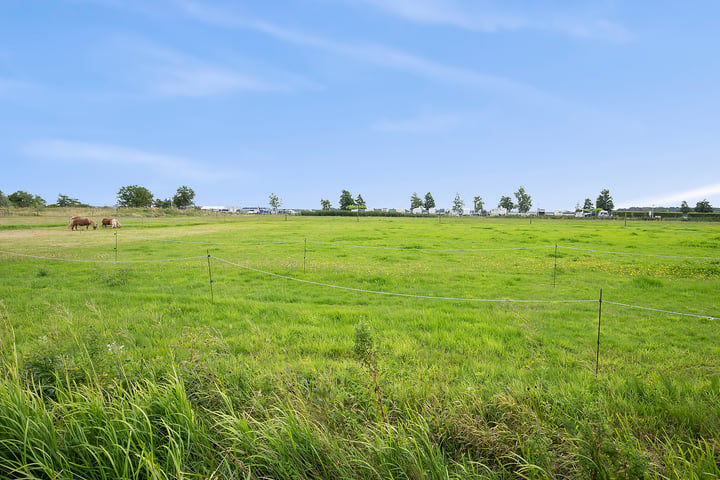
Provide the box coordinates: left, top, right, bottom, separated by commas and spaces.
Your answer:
101, 218, 121, 228
69, 216, 97, 230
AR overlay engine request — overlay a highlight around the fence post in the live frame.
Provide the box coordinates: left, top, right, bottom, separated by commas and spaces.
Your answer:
553, 243, 558, 288
207, 249, 214, 304
114, 232, 118, 264
303, 239, 307, 273
595, 288, 603, 376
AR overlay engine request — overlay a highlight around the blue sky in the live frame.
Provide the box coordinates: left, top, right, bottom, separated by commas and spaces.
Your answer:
2, 0, 719, 210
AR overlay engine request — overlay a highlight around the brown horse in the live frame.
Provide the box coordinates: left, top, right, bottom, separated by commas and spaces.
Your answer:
69, 216, 97, 230
102, 218, 122, 228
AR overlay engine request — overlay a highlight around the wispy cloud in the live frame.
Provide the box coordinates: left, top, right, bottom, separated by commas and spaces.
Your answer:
22, 139, 246, 181
343, 0, 525, 32
175, 0, 548, 100
619, 183, 720, 208
150, 61, 279, 97
373, 112, 461, 133
341, 0, 631, 41
113, 38, 313, 97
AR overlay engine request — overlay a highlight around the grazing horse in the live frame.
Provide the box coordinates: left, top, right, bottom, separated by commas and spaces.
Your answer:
69, 216, 97, 230
102, 218, 122, 228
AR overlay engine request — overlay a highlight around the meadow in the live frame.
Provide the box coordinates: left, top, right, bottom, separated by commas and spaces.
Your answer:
0, 213, 718, 479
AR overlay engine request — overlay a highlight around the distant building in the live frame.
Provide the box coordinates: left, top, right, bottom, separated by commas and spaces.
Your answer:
489, 207, 508, 216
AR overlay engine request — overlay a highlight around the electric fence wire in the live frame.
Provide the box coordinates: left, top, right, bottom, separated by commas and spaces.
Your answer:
212, 256, 718, 319
557, 245, 720, 260
211, 255, 597, 304
0, 250, 206, 264
1, 248, 716, 319
117, 234, 305, 246
603, 301, 717, 320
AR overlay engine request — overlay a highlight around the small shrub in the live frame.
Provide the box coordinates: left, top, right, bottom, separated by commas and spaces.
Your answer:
353, 321, 386, 422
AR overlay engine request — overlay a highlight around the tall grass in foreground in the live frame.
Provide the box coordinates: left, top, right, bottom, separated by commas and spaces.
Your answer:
1, 345, 718, 480
0, 360, 220, 479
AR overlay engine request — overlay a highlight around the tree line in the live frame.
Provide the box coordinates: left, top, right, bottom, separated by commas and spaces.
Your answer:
313, 188, 715, 215
322, 187, 601, 215
320, 190, 367, 211
0, 185, 715, 214
115, 185, 195, 208
0, 186, 196, 209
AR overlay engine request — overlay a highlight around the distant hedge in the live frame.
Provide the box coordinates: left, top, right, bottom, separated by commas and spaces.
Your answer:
617, 211, 720, 221
299, 210, 411, 217
299, 210, 720, 221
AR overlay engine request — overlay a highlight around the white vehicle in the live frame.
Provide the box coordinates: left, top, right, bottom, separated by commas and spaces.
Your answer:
598, 210, 609, 217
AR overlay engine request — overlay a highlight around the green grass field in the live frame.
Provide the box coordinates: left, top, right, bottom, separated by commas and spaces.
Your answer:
0, 214, 718, 479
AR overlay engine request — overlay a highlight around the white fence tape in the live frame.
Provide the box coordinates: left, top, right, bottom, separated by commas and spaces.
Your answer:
211, 256, 596, 304
0, 250, 206, 264
118, 234, 304, 246
557, 246, 720, 260
1, 248, 716, 320
604, 301, 717, 320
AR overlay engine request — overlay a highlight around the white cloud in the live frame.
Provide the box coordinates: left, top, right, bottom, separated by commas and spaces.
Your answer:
113, 38, 308, 97
344, 0, 525, 32
151, 64, 276, 97
22, 139, 246, 181
175, 1, 547, 100
342, 0, 631, 41
619, 183, 720, 208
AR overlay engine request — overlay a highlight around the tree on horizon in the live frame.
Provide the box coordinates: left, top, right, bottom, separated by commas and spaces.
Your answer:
423, 192, 435, 210
452, 193, 465, 214
695, 199, 713, 213
514, 186, 532, 214
473, 195, 484, 212
268, 192, 281, 213
117, 185, 153, 208
410, 192, 422, 210
498, 195, 514, 212
173, 186, 196, 208
596, 189, 614, 212
680, 201, 691, 215
339, 190, 355, 210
